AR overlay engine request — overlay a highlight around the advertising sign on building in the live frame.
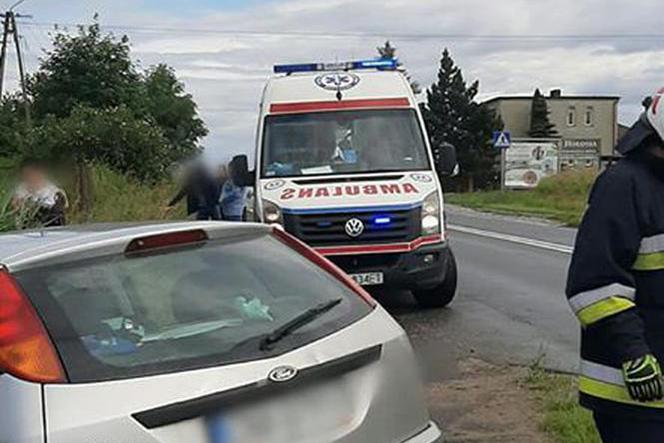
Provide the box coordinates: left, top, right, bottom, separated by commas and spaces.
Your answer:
560, 139, 601, 171
503, 140, 560, 189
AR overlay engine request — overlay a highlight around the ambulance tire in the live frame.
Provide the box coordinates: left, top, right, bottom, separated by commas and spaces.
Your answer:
413, 251, 457, 309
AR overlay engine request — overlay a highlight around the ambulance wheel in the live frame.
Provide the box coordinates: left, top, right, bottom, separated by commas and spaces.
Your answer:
413, 251, 457, 308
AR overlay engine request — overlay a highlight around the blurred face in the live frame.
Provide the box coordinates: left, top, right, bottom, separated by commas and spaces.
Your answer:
21, 166, 46, 190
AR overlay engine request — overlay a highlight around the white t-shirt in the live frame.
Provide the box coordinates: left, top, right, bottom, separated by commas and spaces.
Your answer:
14, 182, 65, 209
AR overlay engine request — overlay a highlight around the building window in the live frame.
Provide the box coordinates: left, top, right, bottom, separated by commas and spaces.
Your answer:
584, 107, 594, 126
567, 107, 576, 127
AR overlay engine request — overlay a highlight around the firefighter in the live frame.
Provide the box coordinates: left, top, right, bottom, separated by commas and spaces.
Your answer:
567, 87, 664, 442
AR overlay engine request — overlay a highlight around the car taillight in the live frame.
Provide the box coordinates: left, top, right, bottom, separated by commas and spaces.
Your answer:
272, 227, 376, 307
0, 269, 66, 383
125, 230, 209, 254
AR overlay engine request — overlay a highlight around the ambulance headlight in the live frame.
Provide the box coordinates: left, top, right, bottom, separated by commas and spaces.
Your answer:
262, 200, 283, 225
421, 192, 441, 236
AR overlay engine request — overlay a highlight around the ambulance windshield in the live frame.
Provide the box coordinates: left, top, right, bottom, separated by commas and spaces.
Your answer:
261, 109, 430, 177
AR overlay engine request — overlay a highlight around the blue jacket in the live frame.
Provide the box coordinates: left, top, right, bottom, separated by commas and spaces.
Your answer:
220, 181, 247, 218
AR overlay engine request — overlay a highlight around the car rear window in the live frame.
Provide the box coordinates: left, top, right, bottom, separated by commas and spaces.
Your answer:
15, 233, 371, 382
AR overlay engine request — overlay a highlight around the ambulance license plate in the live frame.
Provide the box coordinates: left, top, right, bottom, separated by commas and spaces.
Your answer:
350, 272, 384, 286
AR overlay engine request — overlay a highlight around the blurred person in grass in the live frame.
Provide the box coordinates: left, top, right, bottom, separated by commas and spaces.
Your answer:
12, 158, 68, 228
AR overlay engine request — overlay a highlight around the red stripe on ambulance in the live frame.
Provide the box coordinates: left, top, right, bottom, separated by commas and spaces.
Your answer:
270, 98, 411, 114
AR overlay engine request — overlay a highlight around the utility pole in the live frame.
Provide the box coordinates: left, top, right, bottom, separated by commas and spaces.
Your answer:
0, 13, 10, 97
0, 1, 33, 125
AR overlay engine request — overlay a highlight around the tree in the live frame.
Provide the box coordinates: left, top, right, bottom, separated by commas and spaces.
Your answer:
28, 105, 172, 213
28, 21, 207, 166
1, 19, 210, 214
421, 48, 501, 191
140, 64, 208, 164
0, 93, 31, 157
18, 20, 208, 212
31, 106, 171, 182
529, 88, 558, 138
30, 22, 142, 120
377, 41, 421, 94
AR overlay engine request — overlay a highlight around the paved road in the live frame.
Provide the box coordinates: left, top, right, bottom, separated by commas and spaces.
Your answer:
379, 206, 581, 383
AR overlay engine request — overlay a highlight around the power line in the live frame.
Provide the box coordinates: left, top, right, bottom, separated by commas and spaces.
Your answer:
19, 20, 664, 42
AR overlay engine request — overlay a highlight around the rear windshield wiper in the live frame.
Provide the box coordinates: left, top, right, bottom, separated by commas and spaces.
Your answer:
259, 298, 342, 351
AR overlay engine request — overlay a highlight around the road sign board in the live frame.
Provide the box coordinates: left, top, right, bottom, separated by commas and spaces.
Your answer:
493, 131, 512, 149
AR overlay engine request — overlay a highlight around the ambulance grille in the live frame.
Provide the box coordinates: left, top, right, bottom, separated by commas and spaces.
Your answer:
283, 207, 420, 246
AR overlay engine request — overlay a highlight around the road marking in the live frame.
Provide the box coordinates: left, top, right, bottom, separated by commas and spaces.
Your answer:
449, 225, 574, 255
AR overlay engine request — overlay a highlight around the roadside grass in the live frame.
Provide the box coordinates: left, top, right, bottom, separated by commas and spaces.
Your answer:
526, 366, 600, 443
446, 170, 597, 227
67, 167, 185, 224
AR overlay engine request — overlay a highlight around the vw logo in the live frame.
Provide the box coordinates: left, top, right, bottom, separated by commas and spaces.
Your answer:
315, 73, 360, 91
345, 218, 365, 238
268, 366, 299, 383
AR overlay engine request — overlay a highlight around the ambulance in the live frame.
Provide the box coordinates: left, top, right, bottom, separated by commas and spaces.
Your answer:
236, 59, 459, 308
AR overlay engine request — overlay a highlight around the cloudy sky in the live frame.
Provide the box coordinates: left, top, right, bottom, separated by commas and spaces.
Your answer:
4, 0, 664, 161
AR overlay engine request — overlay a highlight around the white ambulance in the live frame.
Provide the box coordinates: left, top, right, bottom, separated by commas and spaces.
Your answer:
235, 59, 459, 308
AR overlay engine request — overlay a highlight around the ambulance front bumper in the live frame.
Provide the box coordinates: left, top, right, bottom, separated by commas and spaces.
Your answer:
326, 241, 451, 291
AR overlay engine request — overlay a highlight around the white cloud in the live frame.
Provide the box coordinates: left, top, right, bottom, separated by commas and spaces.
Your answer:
134, 37, 252, 54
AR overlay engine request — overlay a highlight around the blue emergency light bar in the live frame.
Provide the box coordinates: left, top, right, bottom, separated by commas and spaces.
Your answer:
274, 58, 398, 74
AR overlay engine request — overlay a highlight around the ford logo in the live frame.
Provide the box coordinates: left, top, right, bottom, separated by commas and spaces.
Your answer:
345, 218, 365, 238
268, 366, 299, 383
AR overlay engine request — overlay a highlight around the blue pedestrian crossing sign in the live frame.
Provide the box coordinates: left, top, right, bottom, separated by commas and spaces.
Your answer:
493, 131, 512, 149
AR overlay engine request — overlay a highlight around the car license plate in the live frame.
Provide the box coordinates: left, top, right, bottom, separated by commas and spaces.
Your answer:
349, 272, 384, 286
207, 383, 352, 443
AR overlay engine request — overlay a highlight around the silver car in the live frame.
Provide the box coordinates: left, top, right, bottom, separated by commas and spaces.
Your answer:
0, 222, 441, 443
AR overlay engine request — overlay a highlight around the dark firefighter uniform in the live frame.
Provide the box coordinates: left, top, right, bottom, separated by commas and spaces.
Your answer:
567, 107, 664, 441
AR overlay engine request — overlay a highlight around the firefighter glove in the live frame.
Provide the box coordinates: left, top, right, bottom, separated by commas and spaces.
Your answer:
622, 354, 664, 403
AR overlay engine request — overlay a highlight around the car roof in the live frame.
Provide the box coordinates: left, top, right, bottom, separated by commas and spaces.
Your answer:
261, 70, 415, 114
0, 221, 271, 272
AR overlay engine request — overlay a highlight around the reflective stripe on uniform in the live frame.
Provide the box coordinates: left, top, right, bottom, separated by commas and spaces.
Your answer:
577, 297, 636, 326
634, 234, 664, 271
580, 360, 664, 408
580, 377, 664, 408
581, 360, 624, 386
568, 283, 636, 326
639, 234, 664, 254
568, 283, 635, 312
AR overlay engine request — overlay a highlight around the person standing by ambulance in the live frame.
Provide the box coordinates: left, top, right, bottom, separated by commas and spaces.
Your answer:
566, 87, 664, 442
167, 161, 221, 220
219, 157, 247, 222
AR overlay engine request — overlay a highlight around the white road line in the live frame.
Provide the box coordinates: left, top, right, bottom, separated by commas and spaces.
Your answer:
449, 225, 574, 255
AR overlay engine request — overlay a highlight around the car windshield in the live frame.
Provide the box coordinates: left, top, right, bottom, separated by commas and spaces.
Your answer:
15, 234, 370, 382
262, 109, 430, 178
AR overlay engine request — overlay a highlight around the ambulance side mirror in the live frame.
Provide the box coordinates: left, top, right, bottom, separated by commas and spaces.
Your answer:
231, 155, 255, 187
436, 143, 459, 177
